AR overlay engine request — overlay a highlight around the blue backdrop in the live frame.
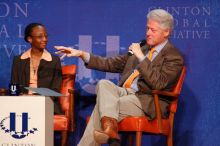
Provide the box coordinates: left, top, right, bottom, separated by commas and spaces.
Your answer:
0, 0, 220, 146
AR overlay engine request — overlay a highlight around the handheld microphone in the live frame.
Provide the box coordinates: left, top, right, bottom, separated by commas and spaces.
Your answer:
128, 39, 146, 56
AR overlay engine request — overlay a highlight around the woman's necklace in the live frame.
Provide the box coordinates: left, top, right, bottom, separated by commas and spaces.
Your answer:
30, 58, 40, 75
30, 49, 43, 76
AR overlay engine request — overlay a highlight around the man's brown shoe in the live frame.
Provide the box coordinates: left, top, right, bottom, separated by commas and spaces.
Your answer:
94, 116, 120, 144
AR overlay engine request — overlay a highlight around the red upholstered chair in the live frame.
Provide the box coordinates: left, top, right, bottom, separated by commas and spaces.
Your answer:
54, 65, 77, 146
0, 88, 7, 96
118, 66, 186, 146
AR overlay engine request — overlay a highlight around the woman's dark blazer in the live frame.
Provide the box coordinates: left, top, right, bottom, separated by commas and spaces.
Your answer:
11, 54, 63, 114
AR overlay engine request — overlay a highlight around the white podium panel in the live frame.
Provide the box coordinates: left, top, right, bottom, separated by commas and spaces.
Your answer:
0, 96, 53, 146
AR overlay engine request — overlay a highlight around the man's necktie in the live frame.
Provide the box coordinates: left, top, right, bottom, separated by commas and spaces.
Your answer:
147, 47, 156, 61
123, 48, 156, 88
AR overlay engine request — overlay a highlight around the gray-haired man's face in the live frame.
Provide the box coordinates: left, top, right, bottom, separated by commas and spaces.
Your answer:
146, 19, 169, 47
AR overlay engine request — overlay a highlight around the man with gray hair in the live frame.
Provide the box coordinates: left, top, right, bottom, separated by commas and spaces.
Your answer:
55, 9, 184, 146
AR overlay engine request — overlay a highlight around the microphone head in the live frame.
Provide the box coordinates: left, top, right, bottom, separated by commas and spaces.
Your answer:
140, 39, 146, 47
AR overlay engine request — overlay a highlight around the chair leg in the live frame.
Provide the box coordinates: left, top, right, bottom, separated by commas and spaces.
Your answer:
136, 131, 142, 146
127, 134, 134, 146
61, 131, 68, 146
167, 131, 173, 146
167, 114, 174, 146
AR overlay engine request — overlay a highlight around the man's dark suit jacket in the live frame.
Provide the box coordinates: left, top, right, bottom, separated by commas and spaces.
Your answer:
11, 55, 63, 114
86, 41, 184, 120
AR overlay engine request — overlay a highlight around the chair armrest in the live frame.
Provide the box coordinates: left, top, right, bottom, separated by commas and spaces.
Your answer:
68, 89, 75, 94
62, 74, 75, 80
68, 89, 75, 132
152, 90, 179, 98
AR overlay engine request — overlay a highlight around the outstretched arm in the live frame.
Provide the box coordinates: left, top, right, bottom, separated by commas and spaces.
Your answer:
54, 46, 90, 62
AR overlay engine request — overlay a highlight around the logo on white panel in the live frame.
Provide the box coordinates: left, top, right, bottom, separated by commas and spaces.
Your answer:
0, 113, 38, 139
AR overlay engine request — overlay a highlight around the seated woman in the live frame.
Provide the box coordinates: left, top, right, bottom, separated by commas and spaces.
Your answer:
11, 23, 63, 114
